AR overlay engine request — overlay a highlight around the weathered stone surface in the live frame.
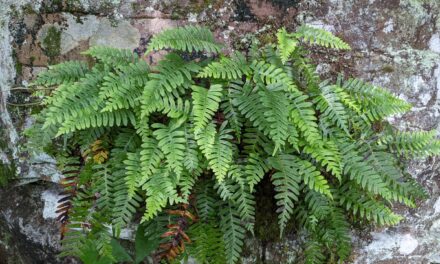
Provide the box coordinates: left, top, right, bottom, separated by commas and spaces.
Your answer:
0, 183, 66, 264
1, 0, 440, 263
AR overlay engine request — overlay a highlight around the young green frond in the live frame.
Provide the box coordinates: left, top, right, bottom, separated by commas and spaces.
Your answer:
276, 27, 298, 64
100, 60, 149, 112
147, 25, 223, 53
294, 25, 351, 50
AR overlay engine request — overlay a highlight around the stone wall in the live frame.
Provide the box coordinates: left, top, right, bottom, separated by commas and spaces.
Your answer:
0, 0, 440, 263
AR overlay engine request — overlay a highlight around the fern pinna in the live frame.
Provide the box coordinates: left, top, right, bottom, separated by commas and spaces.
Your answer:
30, 25, 439, 263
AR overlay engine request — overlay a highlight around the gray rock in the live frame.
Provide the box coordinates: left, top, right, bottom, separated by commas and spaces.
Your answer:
89, 18, 140, 50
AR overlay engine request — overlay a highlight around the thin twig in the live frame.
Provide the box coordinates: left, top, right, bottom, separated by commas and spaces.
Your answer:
6, 102, 42, 107
0, 86, 56, 93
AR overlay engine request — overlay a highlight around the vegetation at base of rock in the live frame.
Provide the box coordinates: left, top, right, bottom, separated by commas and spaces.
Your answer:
28, 25, 438, 263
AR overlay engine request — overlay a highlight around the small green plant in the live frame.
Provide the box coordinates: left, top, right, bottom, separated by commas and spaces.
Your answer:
30, 25, 437, 263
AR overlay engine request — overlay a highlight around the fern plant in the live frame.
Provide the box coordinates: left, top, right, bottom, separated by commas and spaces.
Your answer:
29, 25, 439, 263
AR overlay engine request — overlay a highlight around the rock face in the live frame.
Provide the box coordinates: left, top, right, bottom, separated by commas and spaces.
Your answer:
1, 0, 440, 263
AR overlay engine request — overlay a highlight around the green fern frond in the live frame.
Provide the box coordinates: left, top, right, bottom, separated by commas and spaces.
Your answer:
112, 170, 142, 236
294, 25, 351, 50
339, 140, 391, 198
268, 154, 302, 235
99, 60, 149, 112
276, 27, 298, 64
314, 83, 350, 134
151, 53, 201, 94
139, 137, 163, 186
33, 60, 89, 86
304, 240, 326, 264
141, 168, 181, 222
195, 180, 219, 221
378, 129, 440, 157
288, 90, 322, 145
205, 122, 234, 182
245, 152, 270, 192
337, 183, 402, 226
147, 25, 222, 53
303, 139, 342, 181
342, 78, 412, 121
192, 84, 223, 132
258, 88, 291, 154
221, 84, 244, 140
187, 222, 227, 264
199, 52, 250, 79
297, 158, 332, 198
232, 184, 256, 232
250, 60, 297, 91
220, 202, 245, 264
83, 46, 138, 67
152, 122, 186, 176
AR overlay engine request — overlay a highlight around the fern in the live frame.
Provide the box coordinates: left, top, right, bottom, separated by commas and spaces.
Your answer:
147, 25, 222, 53
276, 27, 298, 64
192, 84, 223, 132
198, 52, 250, 79
268, 154, 302, 235
33, 60, 89, 86
294, 25, 351, 50
32, 25, 438, 263
220, 202, 245, 264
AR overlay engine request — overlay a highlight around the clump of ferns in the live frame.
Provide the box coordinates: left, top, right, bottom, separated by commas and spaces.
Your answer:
29, 25, 437, 264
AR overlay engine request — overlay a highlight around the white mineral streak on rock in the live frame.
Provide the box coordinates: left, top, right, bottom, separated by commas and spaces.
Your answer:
306, 20, 336, 32
429, 33, 440, 53
41, 190, 62, 219
383, 18, 394, 33
434, 197, 440, 215
355, 232, 419, 263
398, 234, 419, 255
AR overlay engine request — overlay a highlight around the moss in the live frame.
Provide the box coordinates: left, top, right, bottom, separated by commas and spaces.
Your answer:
381, 65, 395, 73
0, 162, 16, 187
42, 26, 61, 62
12, 50, 22, 75
0, 135, 16, 187
41, 0, 63, 13
22, 3, 37, 14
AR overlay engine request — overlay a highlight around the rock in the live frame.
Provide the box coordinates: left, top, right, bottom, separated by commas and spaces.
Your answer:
0, 183, 67, 264
58, 14, 100, 54
89, 18, 140, 50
